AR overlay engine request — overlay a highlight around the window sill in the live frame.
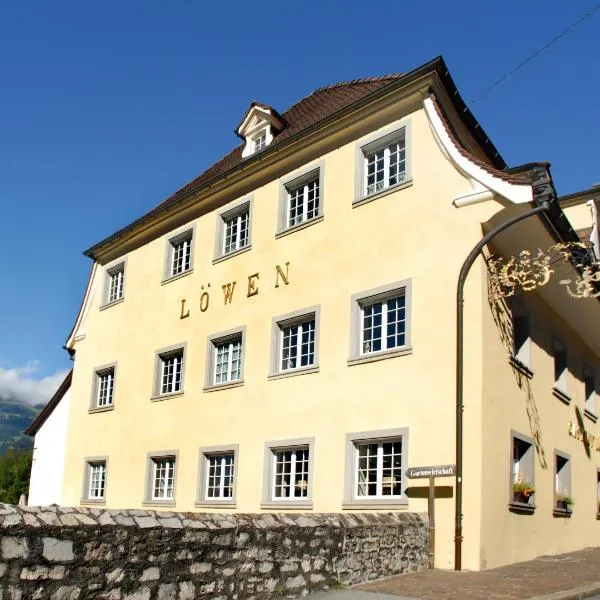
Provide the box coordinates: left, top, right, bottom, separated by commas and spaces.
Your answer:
88, 405, 114, 414
202, 381, 244, 393
161, 269, 193, 286
342, 499, 408, 510
212, 245, 252, 265
509, 356, 533, 379
353, 179, 413, 208
276, 215, 324, 239
553, 508, 572, 518
99, 297, 124, 311
584, 409, 598, 424
268, 366, 319, 381
150, 391, 184, 402
142, 500, 176, 508
195, 500, 236, 508
508, 502, 535, 515
348, 346, 412, 366
80, 498, 106, 506
552, 387, 572, 405
260, 502, 313, 510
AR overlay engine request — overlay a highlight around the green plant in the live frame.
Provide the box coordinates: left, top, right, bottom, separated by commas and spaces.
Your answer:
512, 480, 535, 497
556, 494, 574, 507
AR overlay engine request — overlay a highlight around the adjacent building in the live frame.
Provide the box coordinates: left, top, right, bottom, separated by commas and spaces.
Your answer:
35, 57, 600, 570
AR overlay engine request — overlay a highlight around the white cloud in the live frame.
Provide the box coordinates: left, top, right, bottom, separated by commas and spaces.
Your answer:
0, 361, 69, 406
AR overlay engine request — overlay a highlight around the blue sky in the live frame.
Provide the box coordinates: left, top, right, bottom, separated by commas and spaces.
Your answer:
0, 1, 598, 402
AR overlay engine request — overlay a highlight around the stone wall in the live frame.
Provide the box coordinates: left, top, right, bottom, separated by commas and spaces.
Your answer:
0, 504, 428, 599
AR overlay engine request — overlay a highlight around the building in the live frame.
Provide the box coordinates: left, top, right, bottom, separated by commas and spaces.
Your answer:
45, 57, 600, 570
25, 370, 72, 506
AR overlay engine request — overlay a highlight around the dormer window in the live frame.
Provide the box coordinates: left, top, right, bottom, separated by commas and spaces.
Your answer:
236, 102, 286, 158
253, 131, 267, 153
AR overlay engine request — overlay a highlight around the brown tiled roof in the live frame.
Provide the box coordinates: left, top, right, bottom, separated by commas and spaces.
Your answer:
153, 75, 405, 215
24, 370, 72, 437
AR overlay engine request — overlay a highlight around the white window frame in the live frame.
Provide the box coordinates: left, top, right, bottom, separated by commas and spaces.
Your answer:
509, 300, 532, 376
213, 198, 253, 263
551, 336, 570, 404
277, 163, 324, 236
163, 226, 195, 283
100, 257, 127, 309
354, 121, 412, 207
261, 437, 314, 508
269, 306, 320, 379
509, 431, 535, 510
204, 327, 246, 391
343, 428, 409, 508
553, 450, 572, 514
349, 279, 412, 365
81, 457, 108, 504
252, 130, 267, 153
90, 362, 117, 412
144, 451, 178, 505
197, 445, 239, 507
584, 365, 597, 421
152, 343, 186, 400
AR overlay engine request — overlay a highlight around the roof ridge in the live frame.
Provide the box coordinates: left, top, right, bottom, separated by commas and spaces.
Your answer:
310, 74, 405, 94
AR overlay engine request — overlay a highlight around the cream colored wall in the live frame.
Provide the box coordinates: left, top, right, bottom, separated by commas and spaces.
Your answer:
563, 202, 592, 231
480, 282, 600, 569
62, 103, 504, 570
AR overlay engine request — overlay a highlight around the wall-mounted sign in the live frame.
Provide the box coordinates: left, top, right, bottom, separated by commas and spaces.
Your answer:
178, 261, 290, 320
406, 464, 456, 479
568, 421, 600, 453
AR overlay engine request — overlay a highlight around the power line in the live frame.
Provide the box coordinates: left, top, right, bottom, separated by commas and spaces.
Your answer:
469, 3, 600, 105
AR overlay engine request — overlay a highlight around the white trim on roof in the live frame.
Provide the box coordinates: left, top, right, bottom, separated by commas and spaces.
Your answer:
423, 95, 532, 205
66, 262, 98, 350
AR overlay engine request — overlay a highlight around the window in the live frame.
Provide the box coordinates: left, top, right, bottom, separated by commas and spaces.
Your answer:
145, 452, 178, 504
197, 445, 238, 506
584, 367, 596, 419
509, 301, 531, 375
278, 163, 324, 235
269, 307, 320, 378
343, 428, 409, 508
214, 199, 252, 262
597, 470, 600, 517
204, 327, 246, 391
552, 337, 570, 403
349, 280, 412, 365
90, 363, 116, 411
510, 432, 535, 509
262, 438, 314, 507
554, 451, 572, 514
82, 457, 108, 503
164, 227, 194, 282
354, 123, 412, 206
253, 131, 267, 153
153, 344, 186, 399
101, 258, 126, 308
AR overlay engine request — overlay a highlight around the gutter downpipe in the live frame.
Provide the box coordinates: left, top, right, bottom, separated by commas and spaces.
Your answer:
454, 199, 550, 571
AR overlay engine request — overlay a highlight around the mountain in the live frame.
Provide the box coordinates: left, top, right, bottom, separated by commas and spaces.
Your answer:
0, 396, 41, 455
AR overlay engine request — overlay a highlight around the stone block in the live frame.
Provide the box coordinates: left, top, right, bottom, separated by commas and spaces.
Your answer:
157, 584, 176, 600
134, 516, 159, 529
123, 589, 151, 600
43, 538, 74, 562
140, 566, 160, 581
158, 517, 182, 528
189, 562, 211, 574
106, 567, 124, 584
178, 581, 195, 599
51, 586, 81, 600
1, 537, 28, 559
20, 566, 65, 580
286, 574, 306, 589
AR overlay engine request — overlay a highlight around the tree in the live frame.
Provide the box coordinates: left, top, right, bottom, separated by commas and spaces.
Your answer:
0, 448, 32, 504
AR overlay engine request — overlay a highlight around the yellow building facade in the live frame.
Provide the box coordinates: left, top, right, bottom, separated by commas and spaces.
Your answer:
60, 57, 600, 570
